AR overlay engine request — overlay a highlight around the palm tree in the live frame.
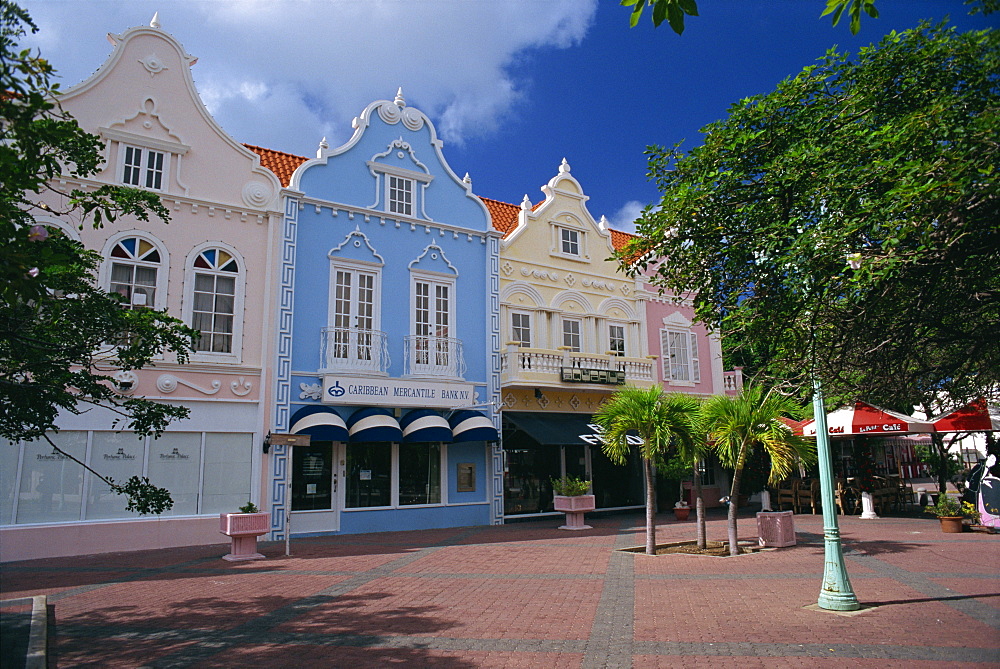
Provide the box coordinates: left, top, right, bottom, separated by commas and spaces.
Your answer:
701, 385, 815, 556
594, 386, 699, 555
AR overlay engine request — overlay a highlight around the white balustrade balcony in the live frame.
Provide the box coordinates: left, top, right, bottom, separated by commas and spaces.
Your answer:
320, 327, 390, 375
501, 345, 654, 389
723, 367, 744, 395
403, 335, 466, 379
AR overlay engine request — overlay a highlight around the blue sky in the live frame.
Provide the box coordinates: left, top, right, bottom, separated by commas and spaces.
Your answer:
20, 0, 996, 232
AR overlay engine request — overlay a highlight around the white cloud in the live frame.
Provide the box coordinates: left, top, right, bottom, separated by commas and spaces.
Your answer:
23, 0, 598, 155
607, 200, 656, 235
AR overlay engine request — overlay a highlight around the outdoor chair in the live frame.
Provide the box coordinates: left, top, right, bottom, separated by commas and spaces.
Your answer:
794, 478, 819, 514
775, 480, 796, 511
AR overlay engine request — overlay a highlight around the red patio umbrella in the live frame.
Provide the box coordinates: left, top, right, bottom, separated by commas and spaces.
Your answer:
931, 398, 999, 433
801, 401, 935, 437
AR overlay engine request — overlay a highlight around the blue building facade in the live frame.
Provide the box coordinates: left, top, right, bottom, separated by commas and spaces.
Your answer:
267, 92, 502, 539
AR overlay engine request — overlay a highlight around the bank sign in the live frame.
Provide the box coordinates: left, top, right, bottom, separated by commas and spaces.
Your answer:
322, 376, 476, 408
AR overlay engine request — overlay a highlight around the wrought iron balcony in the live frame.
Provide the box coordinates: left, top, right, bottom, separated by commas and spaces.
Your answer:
320, 327, 390, 375
403, 335, 466, 379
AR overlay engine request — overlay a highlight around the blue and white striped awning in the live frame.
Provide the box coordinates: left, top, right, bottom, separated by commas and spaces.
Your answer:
289, 406, 348, 442
449, 410, 500, 443
348, 407, 403, 443
400, 409, 453, 443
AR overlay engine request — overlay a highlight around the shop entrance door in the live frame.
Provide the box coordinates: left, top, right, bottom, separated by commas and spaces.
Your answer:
289, 441, 341, 533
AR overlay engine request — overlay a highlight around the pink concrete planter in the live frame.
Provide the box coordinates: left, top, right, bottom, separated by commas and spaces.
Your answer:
553, 494, 595, 530
756, 510, 796, 547
219, 512, 269, 561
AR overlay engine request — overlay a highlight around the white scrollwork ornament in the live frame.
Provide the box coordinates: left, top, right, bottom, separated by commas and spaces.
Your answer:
156, 374, 221, 395
299, 383, 323, 400
139, 53, 168, 76
231, 377, 253, 396
242, 181, 273, 208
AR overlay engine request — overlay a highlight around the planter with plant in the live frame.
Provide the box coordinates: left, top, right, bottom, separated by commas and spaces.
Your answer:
551, 476, 595, 530
924, 494, 965, 533
220, 502, 270, 560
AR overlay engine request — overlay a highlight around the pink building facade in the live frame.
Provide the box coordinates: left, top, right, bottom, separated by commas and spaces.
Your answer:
1, 19, 282, 561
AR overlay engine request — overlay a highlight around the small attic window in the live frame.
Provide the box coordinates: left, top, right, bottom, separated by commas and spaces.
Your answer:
121, 145, 167, 191
388, 175, 414, 216
560, 228, 580, 256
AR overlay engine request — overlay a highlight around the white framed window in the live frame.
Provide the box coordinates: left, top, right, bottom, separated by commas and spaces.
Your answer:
388, 175, 414, 216
121, 144, 167, 191
662, 328, 700, 384
105, 234, 165, 310
562, 318, 582, 352
185, 246, 244, 359
511, 312, 532, 347
560, 228, 580, 256
408, 274, 461, 376
327, 262, 382, 369
608, 323, 626, 357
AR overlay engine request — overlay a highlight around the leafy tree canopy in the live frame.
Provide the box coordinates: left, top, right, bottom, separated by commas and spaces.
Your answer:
622, 0, 996, 36
621, 22, 1000, 412
1, 1, 197, 513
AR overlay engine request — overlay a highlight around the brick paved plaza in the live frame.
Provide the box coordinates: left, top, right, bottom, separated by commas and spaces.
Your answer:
2, 508, 998, 667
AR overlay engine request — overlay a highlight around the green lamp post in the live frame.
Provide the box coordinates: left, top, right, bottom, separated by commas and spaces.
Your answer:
812, 379, 860, 611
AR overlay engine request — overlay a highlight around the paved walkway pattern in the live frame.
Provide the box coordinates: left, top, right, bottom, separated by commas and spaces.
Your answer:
1, 510, 998, 667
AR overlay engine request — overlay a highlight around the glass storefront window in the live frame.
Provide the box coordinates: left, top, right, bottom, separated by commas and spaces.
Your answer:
291, 442, 333, 511
147, 433, 202, 516
503, 446, 560, 515
399, 442, 441, 505
17, 433, 87, 524
346, 442, 391, 508
0, 438, 17, 524
201, 433, 252, 514
86, 432, 145, 520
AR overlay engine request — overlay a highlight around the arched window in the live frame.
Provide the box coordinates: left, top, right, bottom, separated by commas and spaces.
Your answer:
107, 236, 162, 310
188, 247, 241, 355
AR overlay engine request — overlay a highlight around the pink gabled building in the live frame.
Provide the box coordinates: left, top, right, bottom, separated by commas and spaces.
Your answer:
1, 17, 283, 561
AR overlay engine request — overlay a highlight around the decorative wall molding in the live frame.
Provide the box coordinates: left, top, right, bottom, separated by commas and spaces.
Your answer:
231, 377, 253, 396
156, 374, 221, 395
299, 382, 323, 400
138, 52, 168, 76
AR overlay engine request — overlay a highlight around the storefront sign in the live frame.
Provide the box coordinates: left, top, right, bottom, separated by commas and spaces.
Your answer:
578, 423, 643, 446
322, 376, 476, 408
561, 367, 626, 385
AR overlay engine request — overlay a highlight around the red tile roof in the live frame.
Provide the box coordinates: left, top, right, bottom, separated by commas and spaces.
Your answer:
608, 228, 638, 253
480, 196, 521, 237
245, 144, 308, 187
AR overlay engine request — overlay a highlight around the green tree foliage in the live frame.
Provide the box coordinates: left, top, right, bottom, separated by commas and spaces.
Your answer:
594, 386, 699, 555
622, 22, 1000, 411
1, 2, 197, 514
622, 0, 995, 35
700, 386, 814, 556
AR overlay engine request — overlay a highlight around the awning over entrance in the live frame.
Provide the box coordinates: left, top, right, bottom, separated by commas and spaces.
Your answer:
801, 401, 934, 437
503, 412, 639, 446
400, 409, 453, 443
449, 410, 500, 442
931, 398, 1000, 433
289, 406, 348, 442
347, 407, 403, 442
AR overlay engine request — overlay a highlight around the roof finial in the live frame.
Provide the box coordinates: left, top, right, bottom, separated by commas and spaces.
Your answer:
559, 157, 570, 174
598, 215, 609, 230
317, 136, 329, 158
395, 87, 405, 108
150, 12, 160, 28
463, 172, 472, 186
520, 195, 532, 211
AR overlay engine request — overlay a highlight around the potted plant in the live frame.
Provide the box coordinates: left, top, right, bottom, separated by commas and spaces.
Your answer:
220, 501, 270, 560
924, 494, 964, 533
673, 500, 691, 521
551, 475, 595, 530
